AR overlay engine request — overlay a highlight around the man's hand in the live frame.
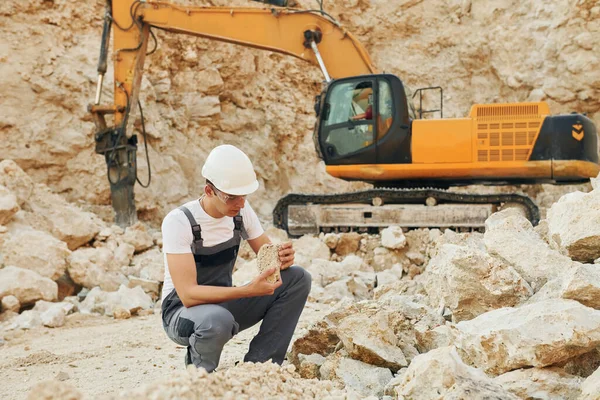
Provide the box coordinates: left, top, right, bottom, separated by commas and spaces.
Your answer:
247, 268, 282, 296
278, 242, 295, 270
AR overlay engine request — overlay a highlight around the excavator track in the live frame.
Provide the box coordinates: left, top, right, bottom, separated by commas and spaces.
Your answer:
273, 188, 540, 237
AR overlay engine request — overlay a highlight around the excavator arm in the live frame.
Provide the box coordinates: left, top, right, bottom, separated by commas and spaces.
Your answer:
89, 0, 377, 226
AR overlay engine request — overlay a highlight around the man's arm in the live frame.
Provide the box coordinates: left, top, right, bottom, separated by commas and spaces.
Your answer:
167, 253, 280, 308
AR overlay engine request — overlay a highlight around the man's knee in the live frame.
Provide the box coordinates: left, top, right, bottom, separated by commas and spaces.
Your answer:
284, 265, 312, 296
189, 304, 238, 342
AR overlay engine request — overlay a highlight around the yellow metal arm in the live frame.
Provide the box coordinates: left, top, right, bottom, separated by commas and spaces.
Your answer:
107, 0, 377, 125
90, 0, 378, 227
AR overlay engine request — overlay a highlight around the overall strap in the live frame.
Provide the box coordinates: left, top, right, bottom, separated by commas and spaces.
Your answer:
233, 213, 247, 240
178, 206, 203, 246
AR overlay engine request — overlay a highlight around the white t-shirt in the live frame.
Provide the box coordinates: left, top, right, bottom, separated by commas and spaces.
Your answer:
161, 198, 264, 301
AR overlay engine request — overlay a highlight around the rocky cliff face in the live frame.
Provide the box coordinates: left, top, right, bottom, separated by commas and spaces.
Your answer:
0, 0, 598, 223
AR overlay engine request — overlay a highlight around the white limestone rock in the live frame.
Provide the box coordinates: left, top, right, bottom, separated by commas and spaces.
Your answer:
320, 354, 393, 398
484, 208, 577, 291
0, 266, 57, 305
1, 295, 20, 313
79, 285, 153, 317
381, 226, 407, 249
423, 243, 533, 322
3, 310, 43, 331
292, 235, 331, 267
127, 276, 160, 298
454, 299, 600, 375
547, 190, 600, 263
25, 185, 102, 250
527, 263, 600, 309
131, 248, 164, 282
336, 310, 408, 370
392, 346, 519, 400
2, 229, 71, 280
67, 247, 129, 291
494, 367, 583, 400
122, 222, 154, 253
305, 255, 366, 288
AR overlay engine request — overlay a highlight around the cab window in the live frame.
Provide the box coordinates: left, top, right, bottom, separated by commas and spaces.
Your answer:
321, 81, 374, 157
377, 80, 394, 139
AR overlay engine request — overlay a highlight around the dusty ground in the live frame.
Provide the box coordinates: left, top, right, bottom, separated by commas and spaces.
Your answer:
0, 301, 331, 400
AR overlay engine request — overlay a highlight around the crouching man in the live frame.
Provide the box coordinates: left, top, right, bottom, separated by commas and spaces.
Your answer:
160, 144, 311, 372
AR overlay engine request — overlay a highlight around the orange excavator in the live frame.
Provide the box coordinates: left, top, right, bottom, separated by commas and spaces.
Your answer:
90, 0, 600, 235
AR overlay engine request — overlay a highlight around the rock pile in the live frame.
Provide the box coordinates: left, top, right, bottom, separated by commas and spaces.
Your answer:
287, 178, 600, 399
0, 162, 160, 331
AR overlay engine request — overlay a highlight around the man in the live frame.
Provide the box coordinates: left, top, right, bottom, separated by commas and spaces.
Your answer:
160, 144, 311, 372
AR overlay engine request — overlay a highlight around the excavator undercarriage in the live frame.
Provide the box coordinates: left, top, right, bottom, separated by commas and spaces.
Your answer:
273, 188, 540, 237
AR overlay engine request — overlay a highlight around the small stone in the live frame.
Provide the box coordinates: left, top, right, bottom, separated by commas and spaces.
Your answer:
113, 306, 131, 320
381, 226, 408, 249
2, 295, 21, 313
56, 371, 70, 381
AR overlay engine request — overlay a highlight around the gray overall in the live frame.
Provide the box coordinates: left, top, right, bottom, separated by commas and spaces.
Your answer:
162, 205, 311, 372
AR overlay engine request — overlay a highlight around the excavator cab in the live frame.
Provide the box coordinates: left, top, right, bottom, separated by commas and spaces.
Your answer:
315, 74, 412, 170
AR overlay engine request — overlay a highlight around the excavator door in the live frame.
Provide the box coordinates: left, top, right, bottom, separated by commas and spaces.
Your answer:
316, 74, 411, 173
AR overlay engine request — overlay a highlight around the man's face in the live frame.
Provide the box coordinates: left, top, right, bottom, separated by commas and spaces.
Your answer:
208, 184, 246, 217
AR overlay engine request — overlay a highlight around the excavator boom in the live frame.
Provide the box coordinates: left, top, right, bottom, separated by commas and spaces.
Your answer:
90, 0, 376, 226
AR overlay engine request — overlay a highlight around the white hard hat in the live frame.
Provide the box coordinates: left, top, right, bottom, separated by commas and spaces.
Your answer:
201, 145, 259, 195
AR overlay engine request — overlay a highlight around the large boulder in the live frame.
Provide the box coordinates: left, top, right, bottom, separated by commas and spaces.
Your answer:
67, 247, 129, 291
546, 189, 600, 263
494, 367, 583, 400
335, 308, 408, 371
25, 185, 102, 250
423, 243, 532, 322
527, 263, 600, 309
392, 346, 519, 400
484, 209, 577, 291
2, 229, 71, 280
453, 299, 600, 375
0, 266, 57, 305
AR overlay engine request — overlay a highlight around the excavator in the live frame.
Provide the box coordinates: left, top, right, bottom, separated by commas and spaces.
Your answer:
89, 0, 600, 236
